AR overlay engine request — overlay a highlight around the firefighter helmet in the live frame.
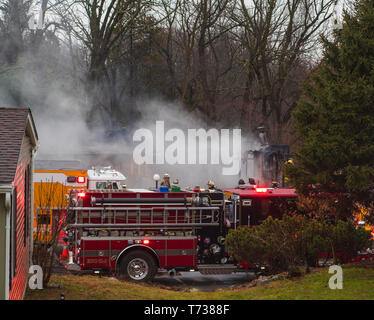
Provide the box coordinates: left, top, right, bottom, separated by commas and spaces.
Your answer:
248, 178, 256, 185
160, 173, 171, 187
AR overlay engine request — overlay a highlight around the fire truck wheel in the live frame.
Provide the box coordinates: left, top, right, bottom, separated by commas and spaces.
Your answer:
119, 250, 157, 282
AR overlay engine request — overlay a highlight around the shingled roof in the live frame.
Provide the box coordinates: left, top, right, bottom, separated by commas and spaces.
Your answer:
0, 107, 38, 184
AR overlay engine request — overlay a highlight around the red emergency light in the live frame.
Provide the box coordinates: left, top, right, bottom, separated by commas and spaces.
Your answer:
77, 176, 86, 183
77, 192, 86, 198
255, 187, 268, 193
143, 239, 150, 245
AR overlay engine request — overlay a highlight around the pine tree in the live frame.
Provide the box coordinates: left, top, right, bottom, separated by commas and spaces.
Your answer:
288, 0, 374, 202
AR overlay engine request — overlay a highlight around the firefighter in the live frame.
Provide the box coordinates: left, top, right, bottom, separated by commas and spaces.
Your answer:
171, 179, 181, 192
283, 158, 294, 186
208, 180, 222, 192
207, 180, 216, 191
160, 173, 171, 187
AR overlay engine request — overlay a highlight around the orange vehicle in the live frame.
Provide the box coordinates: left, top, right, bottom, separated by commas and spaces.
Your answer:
33, 160, 88, 242
33, 160, 127, 242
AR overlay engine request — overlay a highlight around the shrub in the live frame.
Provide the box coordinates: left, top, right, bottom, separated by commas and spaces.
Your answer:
331, 220, 372, 264
225, 214, 372, 276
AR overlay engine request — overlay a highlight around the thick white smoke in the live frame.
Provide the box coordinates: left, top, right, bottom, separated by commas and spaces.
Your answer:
129, 98, 261, 188
0, 35, 261, 190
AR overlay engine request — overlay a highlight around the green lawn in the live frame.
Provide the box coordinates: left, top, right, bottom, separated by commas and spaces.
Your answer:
24, 265, 374, 300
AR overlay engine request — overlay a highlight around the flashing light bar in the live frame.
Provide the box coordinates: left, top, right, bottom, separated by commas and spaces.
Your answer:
255, 187, 268, 193
67, 176, 86, 184
77, 176, 86, 183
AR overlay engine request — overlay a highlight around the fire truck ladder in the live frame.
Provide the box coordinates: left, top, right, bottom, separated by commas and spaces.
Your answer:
67, 206, 220, 230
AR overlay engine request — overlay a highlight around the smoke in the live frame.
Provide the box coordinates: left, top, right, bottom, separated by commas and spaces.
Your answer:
1, 64, 261, 188
0, 29, 262, 190
33, 91, 261, 188
129, 98, 261, 188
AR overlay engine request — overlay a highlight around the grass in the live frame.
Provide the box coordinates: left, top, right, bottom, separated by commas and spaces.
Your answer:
24, 264, 374, 300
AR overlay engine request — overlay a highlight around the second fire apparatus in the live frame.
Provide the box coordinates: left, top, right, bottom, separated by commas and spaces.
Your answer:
222, 185, 298, 228
63, 183, 298, 281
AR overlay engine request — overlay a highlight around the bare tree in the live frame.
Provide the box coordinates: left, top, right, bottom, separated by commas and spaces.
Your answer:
231, 0, 336, 144
151, 0, 181, 98
154, 0, 237, 125
33, 181, 67, 286
195, 0, 235, 125
54, 0, 151, 128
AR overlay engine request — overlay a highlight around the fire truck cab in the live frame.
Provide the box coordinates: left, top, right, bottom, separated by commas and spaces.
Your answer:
87, 166, 127, 190
222, 186, 298, 228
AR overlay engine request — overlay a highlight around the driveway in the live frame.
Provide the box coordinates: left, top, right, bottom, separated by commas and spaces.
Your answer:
153, 271, 256, 291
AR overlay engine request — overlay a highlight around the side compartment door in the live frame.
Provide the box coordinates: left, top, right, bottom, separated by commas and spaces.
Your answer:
164, 237, 197, 269
82, 239, 110, 269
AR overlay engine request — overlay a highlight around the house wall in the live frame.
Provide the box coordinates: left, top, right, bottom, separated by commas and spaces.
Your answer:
0, 193, 7, 299
8, 136, 32, 300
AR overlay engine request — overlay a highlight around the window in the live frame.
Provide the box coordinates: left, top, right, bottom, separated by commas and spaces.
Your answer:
96, 181, 119, 189
243, 197, 298, 226
37, 213, 51, 225
24, 165, 30, 246
224, 202, 234, 224
9, 187, 17, 289
96, 182, 105, 189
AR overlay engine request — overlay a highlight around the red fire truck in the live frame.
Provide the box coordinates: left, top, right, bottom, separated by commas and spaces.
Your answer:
63, 188, 236, 281
62, 183, 300, 281
223, 185, 374, 266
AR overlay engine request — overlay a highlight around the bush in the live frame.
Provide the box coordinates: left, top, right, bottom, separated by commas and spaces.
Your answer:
331, 220, 372, 264
226, 214, 313, 274
225, 214, 372, 276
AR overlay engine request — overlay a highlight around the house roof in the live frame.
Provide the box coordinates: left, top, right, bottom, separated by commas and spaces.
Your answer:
0, 107, 38, 184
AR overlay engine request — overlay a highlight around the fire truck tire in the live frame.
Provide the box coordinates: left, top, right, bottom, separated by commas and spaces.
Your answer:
118, 250, 157, 282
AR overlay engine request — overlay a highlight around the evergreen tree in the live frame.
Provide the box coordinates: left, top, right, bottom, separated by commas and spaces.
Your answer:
287, 0, 374, 203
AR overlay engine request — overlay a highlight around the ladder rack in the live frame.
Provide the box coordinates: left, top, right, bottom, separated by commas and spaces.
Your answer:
66, 206, 220, 230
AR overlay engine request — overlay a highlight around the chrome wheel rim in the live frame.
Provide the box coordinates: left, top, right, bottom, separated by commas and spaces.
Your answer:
127, 258, 149, 280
